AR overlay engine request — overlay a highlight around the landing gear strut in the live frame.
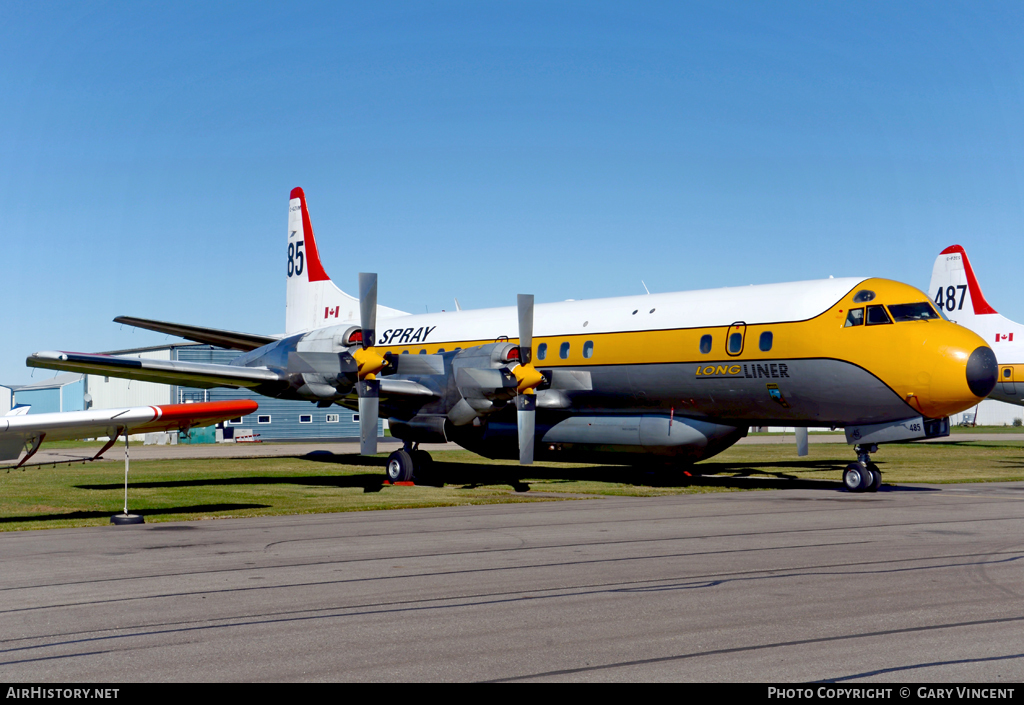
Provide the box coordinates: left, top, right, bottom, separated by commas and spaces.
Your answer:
843, 444, 881, 493
385, 443, 433, 484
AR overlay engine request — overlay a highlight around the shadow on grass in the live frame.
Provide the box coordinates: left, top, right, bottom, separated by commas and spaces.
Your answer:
73, 453, 942, 496
0, 503, 270, 524
75, 474, 388, 493
414, 458, 859, 492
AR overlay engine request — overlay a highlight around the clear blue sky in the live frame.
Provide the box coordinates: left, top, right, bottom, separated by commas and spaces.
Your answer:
3, 1, 1023, 385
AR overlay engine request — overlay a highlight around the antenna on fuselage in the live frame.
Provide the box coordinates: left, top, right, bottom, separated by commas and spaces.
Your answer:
642, 281, 651, 295
454, 297, 462, 311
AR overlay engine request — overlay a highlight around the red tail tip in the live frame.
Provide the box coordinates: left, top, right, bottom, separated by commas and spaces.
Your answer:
939, 244, 997, 315
290, 187, 305, 200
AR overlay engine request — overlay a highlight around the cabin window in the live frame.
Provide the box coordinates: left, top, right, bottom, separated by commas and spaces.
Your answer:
845, 308, 864, 327
257, 415, 271, 424
853, 290, 876, 303
326, 414, 339, 423
419, 349, 427, 355
728, 333, 743, 354
699, 335, 712, 354
888, 302, 940, 322
299, 414, 312, 424
759, 332, 773, 352
559, 342, 570, 359
866, 305, 892, 325
437, 348, 445, 353
583, 341, 594, 359
1003, 368, 1012, 379
537, 343, 547, 360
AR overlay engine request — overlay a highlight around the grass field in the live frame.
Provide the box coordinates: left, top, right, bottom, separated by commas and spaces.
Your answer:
2, 437, 1023, 532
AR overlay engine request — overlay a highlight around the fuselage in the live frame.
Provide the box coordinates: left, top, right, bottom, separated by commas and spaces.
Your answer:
236, 275, 992, 429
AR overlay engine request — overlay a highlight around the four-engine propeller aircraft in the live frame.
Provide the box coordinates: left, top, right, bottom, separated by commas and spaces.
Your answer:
0, 400, 259, 468
929, 245, 1023, 408
28, 189, 999, 492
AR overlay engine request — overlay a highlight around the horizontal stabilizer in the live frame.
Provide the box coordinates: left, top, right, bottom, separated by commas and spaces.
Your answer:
114, 316, 280, 352
28, 351, 285, 390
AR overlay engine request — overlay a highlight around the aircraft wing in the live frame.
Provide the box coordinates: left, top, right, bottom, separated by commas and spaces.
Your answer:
113, 316, 281, 351
0, 399, 259, 465
27, 351, 285, 390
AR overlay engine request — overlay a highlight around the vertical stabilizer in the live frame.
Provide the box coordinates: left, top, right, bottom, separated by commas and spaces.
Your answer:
285, 188, 407, 334
929, 245, 998, 325
929, 245, 1022, 346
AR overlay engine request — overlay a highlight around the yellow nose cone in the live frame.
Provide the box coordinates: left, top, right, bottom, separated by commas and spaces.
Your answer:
888, 322, 996, 419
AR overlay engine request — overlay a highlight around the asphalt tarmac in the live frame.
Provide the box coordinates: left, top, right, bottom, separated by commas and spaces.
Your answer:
2, 481, 1023, 682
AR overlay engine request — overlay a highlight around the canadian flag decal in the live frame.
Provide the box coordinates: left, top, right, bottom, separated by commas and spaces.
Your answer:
325, 306, 340, 319
996, 333, 1014, 342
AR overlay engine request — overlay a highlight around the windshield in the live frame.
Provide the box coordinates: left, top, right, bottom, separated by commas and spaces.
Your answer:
888, 302, 940, 322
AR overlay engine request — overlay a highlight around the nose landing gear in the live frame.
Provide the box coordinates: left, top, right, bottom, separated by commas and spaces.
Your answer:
843, 444, 881, 493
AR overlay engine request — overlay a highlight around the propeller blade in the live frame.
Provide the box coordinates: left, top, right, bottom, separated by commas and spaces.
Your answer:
358, 273, 377, 347
358, 379, 380, 456
517, 294, 534, 363
796, 427, 809, 457
516, 393, 535, 465
515, 294, 537, 464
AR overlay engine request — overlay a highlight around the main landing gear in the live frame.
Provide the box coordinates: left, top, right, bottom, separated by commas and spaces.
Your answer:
385, 443, 433, 484
843, 444, 882, 493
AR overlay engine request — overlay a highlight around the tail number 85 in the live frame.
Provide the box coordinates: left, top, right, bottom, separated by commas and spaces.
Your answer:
287, 241, 305, 277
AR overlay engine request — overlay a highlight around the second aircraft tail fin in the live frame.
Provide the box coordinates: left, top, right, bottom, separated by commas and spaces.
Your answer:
928, 245, 1024, 349
928, 245, 999, 323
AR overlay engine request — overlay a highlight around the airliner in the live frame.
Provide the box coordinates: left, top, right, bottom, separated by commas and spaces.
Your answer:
28, 189, 998, 493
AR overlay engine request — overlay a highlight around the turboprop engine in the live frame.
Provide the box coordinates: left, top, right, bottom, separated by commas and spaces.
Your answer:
445, 342, 523, 426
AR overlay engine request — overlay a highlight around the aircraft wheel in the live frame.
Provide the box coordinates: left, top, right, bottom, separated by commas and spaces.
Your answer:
867, 463, 882, 492
412, 450, 433, 482
386, 450, 415, 483
843, 463, 868, 493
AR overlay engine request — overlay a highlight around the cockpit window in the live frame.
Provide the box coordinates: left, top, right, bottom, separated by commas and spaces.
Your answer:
866, 305, 892, 325
853, 290, 876, 303
887, 302, 940, 322
845, 308, 864, 327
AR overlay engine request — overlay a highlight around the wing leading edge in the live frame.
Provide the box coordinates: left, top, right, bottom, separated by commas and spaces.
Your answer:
0, 399, 259, 465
